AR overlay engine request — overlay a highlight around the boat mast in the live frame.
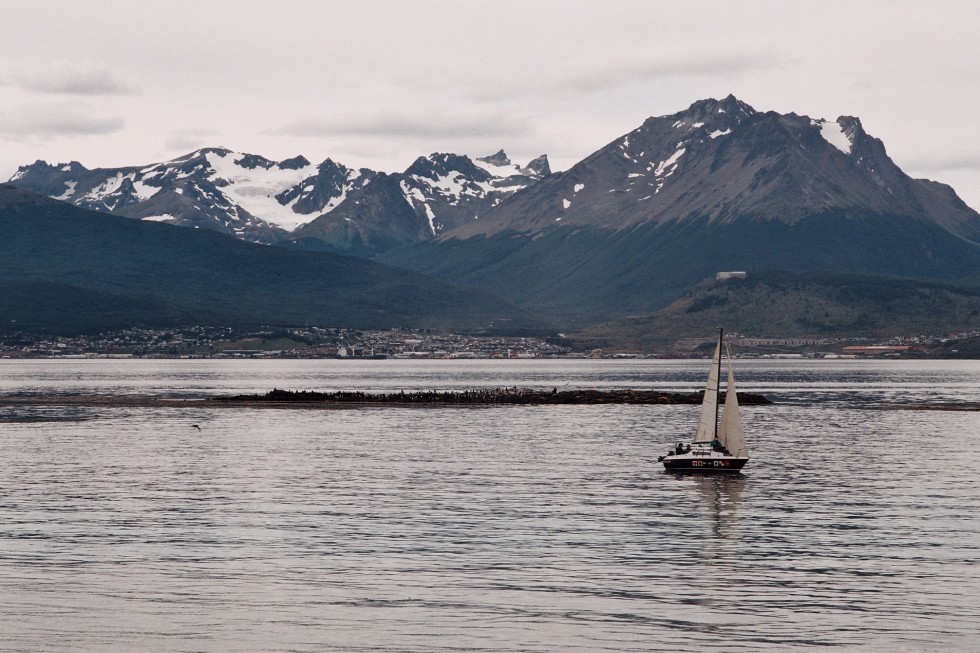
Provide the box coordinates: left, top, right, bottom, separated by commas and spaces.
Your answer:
714, 327, 723, 440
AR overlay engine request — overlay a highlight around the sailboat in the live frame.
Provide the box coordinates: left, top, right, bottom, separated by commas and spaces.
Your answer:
659, 328, 750, 472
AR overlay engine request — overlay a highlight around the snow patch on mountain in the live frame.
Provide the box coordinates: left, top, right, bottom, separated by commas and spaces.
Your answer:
131, 179, 160, 201
654, 148, 686, 178
411, 171, 473, 205
54, 180, 77, 201
400, 180, 440, 233
473, 156, 518, 179
204, 150, 317, 231
422, 204, 437, 232
815, 119, 853, 154
84, 172, 127, 200
320, 175, 357, 214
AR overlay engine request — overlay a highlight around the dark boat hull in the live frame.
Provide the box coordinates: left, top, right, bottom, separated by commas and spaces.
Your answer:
662, 457, 749, 472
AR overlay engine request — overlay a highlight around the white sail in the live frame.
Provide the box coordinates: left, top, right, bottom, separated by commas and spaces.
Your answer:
718, 351, 748, 458
693, 339, 721, 443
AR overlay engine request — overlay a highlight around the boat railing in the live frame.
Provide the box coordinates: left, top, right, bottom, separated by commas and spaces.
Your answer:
688, 443, 732, 456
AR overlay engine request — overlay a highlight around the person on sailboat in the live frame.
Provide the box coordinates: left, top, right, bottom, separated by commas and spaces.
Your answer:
710, 438, 731, 455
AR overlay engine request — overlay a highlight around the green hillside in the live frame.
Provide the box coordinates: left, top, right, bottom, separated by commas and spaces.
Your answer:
572, 271, 980, 351
382, 212, 980, 329
0, 186, 540, 335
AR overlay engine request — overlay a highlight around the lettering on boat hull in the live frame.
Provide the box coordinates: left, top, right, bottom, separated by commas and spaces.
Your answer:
662, 457, 749, 472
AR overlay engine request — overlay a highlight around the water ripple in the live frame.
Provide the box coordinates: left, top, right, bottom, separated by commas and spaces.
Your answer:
1, 360, 979, 651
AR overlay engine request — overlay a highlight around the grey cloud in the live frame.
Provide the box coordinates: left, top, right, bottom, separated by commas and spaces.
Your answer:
457, 51, 787, 102
13, 62, 140, 96
907, 153, 980, 174
563, 53, 786, 93
274, 111, 533, 140
0, 105, 125, 138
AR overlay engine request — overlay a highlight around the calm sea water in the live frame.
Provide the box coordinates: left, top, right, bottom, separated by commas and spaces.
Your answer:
1, 359, 979, 652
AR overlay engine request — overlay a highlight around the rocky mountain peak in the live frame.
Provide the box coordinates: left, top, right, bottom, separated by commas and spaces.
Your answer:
277, 155, 311, 170
407, 153, 490, 182
233, 153, 277, 170
12, 159, 87, 179
682, 94, 756, 121
524, 154, 551, 176
651, 95, 758, 133
182, 146, 231, 160
316, 158, 345, 173
836, 115, 863, 137
8, 160, 91, 197
477, 150, 512, 167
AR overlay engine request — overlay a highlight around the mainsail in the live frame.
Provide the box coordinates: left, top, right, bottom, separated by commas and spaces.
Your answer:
693, 335, 748, 456
718, 349, 748, 458
693, 338, 721, 443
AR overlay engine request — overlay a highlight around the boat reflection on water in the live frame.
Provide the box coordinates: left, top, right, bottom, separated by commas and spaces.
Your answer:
673, 472, 746, 557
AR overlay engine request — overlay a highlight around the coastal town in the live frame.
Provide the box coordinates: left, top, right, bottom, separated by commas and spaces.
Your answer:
1, 326, 978, 359
0, 326, 572, 359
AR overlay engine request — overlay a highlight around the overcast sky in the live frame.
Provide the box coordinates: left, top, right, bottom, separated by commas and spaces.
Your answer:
2, 0, 979, 209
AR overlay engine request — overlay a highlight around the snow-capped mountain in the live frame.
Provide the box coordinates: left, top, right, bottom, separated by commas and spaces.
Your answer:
8, 148, 376, 243
7, 95, 980, 330
405, 150, 550, 234
448, 94, 980, 243
8, 148, 548, 247
381, 95, 980, 324
287, 150, 550, 254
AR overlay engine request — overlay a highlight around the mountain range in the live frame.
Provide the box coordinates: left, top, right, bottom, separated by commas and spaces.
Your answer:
381, 96, 980, 325
7, 95, 980, 335
9, 146, 549, 252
